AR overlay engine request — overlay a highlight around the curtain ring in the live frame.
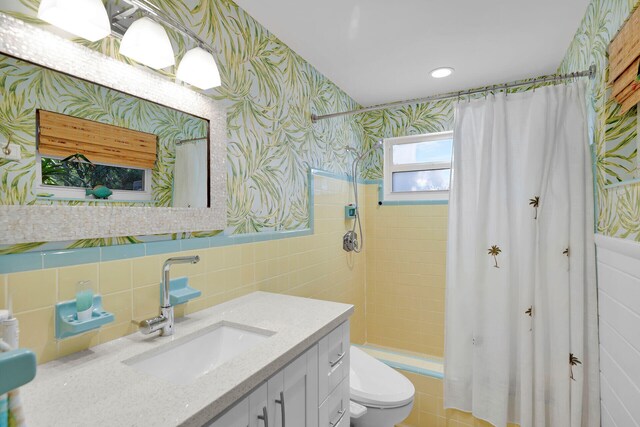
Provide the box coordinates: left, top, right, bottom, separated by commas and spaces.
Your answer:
533, 77, 537, 92
504, 84, 508, 97
467, 89, 472, 103
457, 91, 462, 103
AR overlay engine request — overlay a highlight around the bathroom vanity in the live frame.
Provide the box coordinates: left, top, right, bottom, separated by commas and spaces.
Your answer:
207, 319, 350, 427
21, 292, 353, 426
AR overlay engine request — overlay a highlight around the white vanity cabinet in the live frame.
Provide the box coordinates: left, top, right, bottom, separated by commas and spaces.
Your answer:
318, 320, 350, 427
206, 320, 350, 427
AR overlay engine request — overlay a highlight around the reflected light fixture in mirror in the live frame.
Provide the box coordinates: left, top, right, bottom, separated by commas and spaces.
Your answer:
177, 47, 221, 90
119, 16, 175, 70
37, 0, 110, 42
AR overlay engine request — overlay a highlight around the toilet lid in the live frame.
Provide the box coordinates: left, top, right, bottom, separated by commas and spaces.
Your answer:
349, 346, 415, 408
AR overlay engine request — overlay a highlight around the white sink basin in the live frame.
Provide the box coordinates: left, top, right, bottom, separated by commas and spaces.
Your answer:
124, 322, 274, 385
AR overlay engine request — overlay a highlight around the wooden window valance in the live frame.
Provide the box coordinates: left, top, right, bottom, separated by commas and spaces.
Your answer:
37, 110, 158, 169
608, 5, 640, 114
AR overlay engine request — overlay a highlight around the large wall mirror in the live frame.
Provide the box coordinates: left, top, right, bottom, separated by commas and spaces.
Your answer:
2, 53, 211, 208
0, 14, 227, 245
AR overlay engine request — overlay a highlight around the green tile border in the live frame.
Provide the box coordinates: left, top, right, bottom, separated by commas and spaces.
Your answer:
42, 248, 101, 269
0, 252, 44, 274
0, 168, 355, 274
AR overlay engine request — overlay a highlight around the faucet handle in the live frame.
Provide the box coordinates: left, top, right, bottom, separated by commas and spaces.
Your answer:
138, 316, 167, 335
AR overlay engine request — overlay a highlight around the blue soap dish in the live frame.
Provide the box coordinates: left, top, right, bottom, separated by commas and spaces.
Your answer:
161, 276, 201, 305
55, 295, 114, 339
0, 349, 36, 394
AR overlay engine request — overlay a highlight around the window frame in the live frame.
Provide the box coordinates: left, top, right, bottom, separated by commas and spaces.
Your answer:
383, 130, 453, 202
35, 152, 153, 202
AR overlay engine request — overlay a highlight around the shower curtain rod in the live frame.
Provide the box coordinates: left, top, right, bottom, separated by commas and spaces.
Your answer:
176, 137, 207, 145
311, 65, 596, 122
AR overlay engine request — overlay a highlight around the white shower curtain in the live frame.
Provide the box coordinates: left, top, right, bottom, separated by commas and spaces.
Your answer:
444, 82, 600, 427
173, 141, 207, 208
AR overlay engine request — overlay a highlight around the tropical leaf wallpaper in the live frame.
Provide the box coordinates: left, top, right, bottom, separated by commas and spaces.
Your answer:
559, 0, 640, 241
0, 53, 207, 210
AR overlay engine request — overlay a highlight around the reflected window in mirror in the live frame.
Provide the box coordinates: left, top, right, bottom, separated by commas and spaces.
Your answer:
37, 153, 153, 201
35, 109, 157, 202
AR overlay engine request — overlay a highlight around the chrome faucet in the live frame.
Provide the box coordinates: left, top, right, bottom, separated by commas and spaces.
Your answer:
138, 255, 200, 337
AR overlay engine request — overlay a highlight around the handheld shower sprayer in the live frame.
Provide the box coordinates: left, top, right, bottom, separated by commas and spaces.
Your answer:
343, 139, 383, 253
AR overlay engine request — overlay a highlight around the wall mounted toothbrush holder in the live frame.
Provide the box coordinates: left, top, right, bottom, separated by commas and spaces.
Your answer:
55, 295, 114, 339
161, 276, 201, 305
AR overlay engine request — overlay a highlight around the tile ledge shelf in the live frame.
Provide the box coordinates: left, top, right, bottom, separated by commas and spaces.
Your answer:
36, 196, 159, 204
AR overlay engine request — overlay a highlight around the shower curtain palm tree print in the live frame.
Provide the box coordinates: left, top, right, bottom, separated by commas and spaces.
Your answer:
444, 82, 600, 427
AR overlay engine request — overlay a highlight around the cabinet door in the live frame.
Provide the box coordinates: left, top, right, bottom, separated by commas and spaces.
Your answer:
282, 345, 319, 427
249, 382, 269, 427
205, 396, 249, 427
266, 345, 319, 427
267, 370, 284, 427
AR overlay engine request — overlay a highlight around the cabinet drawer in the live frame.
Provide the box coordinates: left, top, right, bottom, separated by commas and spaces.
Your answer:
318, 377, 350, 427
318, 320, 350, 403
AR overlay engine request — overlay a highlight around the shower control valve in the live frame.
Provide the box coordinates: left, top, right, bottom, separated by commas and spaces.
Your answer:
343, 231, 358, 252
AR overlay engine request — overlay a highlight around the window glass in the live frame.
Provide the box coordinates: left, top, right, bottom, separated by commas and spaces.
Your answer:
392, 169, 450, 192
392, 138, 453, 165
41, 157, 145, 191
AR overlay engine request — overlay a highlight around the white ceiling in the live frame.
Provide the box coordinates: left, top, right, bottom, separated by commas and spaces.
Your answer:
234, 0, 590, 107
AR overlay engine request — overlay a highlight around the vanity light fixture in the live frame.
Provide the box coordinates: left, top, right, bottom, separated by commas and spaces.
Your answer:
37, 0, 111, 42
431, 67, 454, 78
176, 47, 222, 90
119, 16, 175, 70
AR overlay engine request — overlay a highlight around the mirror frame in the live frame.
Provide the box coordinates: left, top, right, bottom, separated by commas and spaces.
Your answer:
0, 13, 227, 245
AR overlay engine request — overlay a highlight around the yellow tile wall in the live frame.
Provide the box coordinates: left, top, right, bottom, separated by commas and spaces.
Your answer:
0, 175, 367, 364
397, 372, 518, 427
363, 185, 448, 357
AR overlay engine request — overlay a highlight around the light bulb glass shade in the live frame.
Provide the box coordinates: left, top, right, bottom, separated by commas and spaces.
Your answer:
37, 0, 110, 42
119, 17, 175, 70
176, 47, 222, 90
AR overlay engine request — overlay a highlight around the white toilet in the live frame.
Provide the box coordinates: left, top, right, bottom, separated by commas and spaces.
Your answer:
349, 346, 415, 427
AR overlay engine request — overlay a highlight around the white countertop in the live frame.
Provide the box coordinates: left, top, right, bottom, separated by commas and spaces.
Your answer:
22, 292, 353, 426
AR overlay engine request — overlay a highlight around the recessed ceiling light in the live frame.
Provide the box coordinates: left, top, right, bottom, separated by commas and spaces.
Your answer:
431, 67, 454, 78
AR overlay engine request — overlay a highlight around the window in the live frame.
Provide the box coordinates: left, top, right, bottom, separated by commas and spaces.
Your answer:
36, 153, 152, 201
383, 131, 453, 201
35, 109, 156, 202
